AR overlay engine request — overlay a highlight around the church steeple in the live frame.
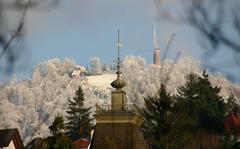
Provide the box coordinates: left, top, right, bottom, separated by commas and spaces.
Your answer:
92, 30, 145, 149
110, 29, 127, 110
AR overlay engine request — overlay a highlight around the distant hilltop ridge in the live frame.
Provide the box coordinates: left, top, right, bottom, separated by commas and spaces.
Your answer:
0, 56, 239, 144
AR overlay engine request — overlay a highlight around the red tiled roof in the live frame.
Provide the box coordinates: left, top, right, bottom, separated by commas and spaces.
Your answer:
224, 112, 240, 135
74, 138, 89, 149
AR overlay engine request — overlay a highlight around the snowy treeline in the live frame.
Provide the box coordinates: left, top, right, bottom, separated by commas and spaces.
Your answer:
89, 57, 103, 74
89, 56, 116, 74
0, 56, 239, 144
0, 58, 109, 144
122, 56, 240, 106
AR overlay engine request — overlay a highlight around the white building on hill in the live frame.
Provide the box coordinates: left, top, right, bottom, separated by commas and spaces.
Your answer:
70, 65, 87, 77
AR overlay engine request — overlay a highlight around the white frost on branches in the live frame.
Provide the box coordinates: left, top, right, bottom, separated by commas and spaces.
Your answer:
89, 56, 103, 75
0, 56, 239, 144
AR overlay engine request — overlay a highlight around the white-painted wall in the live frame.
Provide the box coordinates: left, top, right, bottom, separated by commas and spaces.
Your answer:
3, 140, 16, 149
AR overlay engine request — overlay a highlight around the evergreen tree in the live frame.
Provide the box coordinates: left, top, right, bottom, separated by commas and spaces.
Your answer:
49, 115, 65, 136
27, 115, 75, 149
66, 86, 93, 141
141, 84, 175, 149
225, 93, 239, 114
47, 115, 75, 149
177, 71, 226, 132
175, 71, 227, 148
141, 71, 238, 149
217, 134, 240, 149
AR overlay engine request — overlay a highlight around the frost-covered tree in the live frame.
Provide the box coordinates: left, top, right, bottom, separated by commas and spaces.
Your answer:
0, 58, 93, 144
89, 57, 103, 74
66, 86, 93, 141
0, 56, 239, 145
122, 55, 147, 105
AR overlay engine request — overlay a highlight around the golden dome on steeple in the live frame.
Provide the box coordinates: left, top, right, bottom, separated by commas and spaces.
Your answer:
111, 71, 126, 90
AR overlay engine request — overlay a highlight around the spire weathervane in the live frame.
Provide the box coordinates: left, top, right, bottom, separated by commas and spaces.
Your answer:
117, 29, 121, 78
111, 29, 126, 90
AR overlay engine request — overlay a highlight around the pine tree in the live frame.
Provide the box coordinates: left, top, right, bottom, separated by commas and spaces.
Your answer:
177, 71, 226, 132
47, 115, 75, 149
141, 84, 175, 149
225, 93, 239, 114
66, 86, 93, 141
175, 71, 227, 148
49, 115, 65, 136
141, 71, 237, 149
26, 115, 74, 149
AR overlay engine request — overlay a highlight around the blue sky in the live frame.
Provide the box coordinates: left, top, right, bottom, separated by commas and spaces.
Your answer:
25, 0, 199, 64
1, 0, 237, 81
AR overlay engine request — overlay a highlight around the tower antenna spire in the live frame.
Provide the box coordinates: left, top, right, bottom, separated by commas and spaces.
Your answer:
153, 23, 159, 49
153, 23, 161, 65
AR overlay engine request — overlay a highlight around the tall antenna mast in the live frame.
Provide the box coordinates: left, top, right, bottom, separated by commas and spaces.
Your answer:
153, 23, 159, 49
153, 23, 161, 65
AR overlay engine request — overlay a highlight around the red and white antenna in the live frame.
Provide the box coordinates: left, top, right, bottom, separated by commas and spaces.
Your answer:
153, 23, 161, 65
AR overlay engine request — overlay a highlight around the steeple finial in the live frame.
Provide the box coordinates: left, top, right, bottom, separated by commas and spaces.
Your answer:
116, 29, 121, 78
111, 29, 126, 90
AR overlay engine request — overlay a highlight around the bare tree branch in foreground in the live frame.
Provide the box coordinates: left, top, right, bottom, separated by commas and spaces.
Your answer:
0, 0, 61, 78
0, 0, 31, 58
155, 0, 240, 81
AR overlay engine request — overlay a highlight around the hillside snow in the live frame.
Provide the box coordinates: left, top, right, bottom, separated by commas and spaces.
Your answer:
0, 56, 239, 144
87, 74, 115, 89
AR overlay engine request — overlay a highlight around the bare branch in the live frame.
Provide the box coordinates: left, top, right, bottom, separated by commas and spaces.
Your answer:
0, 0, 31, 58
233, 12, 240, 37
162, 33, 176, 62
159, 33, 176, 85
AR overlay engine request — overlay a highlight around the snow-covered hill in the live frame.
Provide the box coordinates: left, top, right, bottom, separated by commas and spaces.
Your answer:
0, 56, 239, 144
87, 74, 115, 89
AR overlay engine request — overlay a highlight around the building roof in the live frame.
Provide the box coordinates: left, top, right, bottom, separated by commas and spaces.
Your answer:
74, 138, 89, 149
224, 112, 240, 135
0, 128, 24, 149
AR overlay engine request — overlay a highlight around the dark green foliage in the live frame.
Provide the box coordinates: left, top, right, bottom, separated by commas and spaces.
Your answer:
176, 71, 226, 134
141, 84, 175, 148
173, 71, 229, 148
141, 71, 237, 149
66, 86, 93, 141
49, 115, 65, 136
226, 93, 239, 114
26, 116, 75, 149
47, 115, 75, 149
25, 137, 49, 149
217, 134, 240, 149
45, 135, 74, 149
